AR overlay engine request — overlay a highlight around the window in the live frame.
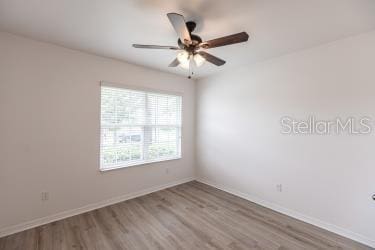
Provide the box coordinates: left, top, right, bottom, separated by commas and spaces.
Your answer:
100, 84, 182, 171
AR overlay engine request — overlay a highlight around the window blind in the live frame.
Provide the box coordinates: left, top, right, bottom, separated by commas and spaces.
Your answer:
100, 85, 182, 170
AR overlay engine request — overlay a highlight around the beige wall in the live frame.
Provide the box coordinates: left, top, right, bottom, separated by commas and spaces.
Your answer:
196, 31, 375, 247
0, 32, 195, 233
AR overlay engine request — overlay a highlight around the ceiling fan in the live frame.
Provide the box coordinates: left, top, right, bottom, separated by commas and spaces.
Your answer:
133, 13, 249, 78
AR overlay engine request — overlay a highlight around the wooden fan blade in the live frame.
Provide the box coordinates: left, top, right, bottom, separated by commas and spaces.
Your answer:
200, 32, 249, 49
132, 44, 180, 50
167, 13, 192, 45
168, 58, 180, 67
198, 51, 226, 66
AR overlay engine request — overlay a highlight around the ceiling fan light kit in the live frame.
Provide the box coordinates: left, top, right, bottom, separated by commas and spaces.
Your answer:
177, 51, 205, 69
133, 12, 249, 78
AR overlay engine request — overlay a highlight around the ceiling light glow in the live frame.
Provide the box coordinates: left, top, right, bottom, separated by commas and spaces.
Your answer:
193, 54, 205, 67
177, 51, 206, 69
177, 51, 189, 64
177, 51, 190, 69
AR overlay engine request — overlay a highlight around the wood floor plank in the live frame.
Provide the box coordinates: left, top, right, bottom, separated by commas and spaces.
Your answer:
0, 181, 372, 250
157, 189, 281, 250
166, 185, 304, 250
189, 182, 371, 250
176, 184, 325, 249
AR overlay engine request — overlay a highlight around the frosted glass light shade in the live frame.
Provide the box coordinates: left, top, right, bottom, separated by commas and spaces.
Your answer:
194, 54, 205, 67
177, 51, 190, 69
177, 51, 189, 64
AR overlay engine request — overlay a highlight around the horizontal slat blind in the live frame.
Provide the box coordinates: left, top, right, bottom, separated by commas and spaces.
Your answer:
100, 85, 182, 170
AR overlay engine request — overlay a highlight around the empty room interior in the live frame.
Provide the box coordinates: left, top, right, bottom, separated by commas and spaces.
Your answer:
1, 0, 375, 249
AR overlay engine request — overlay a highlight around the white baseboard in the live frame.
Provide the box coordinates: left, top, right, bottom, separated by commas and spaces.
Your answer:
196, 178, 375, 249
0, 177, 195, 238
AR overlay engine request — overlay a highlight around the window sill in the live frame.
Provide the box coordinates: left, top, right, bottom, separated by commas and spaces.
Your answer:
99, 156, 182, 172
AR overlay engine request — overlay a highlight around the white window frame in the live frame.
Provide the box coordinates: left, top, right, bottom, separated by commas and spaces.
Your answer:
99, 81, 183, 171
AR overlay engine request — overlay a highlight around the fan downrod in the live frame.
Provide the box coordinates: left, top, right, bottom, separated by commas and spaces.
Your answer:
186, 21, 196, 33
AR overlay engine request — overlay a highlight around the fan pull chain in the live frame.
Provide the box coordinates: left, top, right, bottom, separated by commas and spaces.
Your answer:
188, 55, 194, 79
188, 60, 191, 79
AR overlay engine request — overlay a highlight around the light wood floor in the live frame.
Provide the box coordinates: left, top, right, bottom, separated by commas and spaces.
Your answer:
0, 181, 372, 250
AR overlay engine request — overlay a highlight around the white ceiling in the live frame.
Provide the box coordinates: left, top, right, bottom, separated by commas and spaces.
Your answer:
1, 0, 375, 78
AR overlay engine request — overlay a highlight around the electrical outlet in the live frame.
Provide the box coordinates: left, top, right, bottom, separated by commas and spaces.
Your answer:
276, 184, 283, 192
165, 168, 169, 174
41, 192, 49, 201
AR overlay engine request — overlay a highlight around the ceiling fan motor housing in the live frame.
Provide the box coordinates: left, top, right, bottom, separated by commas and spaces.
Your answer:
178, 21, 202, 50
